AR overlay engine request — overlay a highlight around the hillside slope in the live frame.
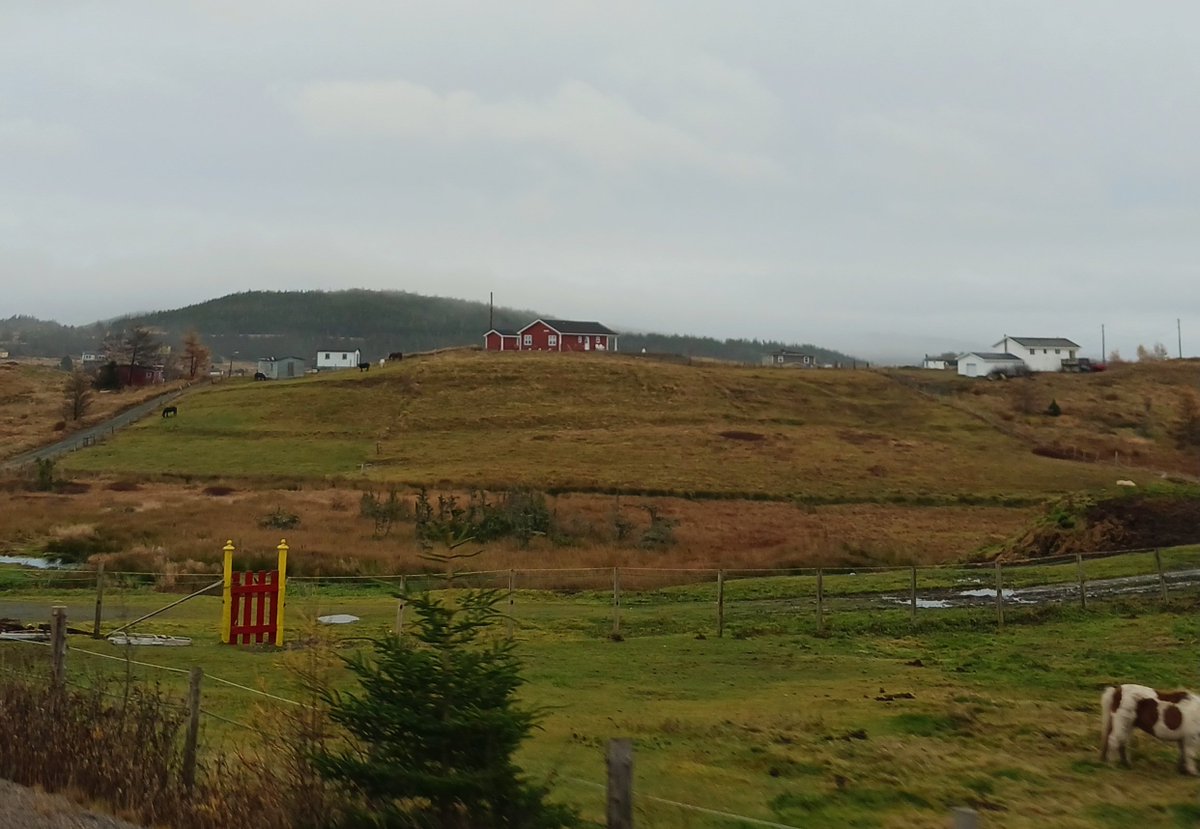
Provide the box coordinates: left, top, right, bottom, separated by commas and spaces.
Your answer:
63, 351, 1136, 502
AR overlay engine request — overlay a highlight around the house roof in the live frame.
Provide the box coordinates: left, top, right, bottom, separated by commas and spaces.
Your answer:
259, 356, 307, 362
993, 336, 1080, 349
964, 352, 1023, 361
486, 328, 519, 337
520, 319, 617, 336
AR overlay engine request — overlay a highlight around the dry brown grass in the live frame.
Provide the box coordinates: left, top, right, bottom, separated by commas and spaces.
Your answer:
63, 351, 1132, 501
0, 477, 1033, 571
889, 359, 1200, 478
0, 361, 185, 459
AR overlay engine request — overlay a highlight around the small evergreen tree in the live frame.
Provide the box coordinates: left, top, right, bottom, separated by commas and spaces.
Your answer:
313, 591, 576, 829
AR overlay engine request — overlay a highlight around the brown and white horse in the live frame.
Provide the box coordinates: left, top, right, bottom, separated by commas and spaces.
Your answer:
1101, 683, 1200, 774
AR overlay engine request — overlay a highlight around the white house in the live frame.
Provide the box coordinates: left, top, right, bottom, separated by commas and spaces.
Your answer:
316, 348, 362, 371
957, 352, 1026, 378
992, 336, 1080, 372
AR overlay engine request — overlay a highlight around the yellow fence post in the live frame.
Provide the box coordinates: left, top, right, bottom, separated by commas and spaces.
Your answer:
275, 538, 289, 647
221, 540, 234, 644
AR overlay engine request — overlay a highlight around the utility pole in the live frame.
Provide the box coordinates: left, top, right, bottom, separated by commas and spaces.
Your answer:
489, 292, 494, 330
1101, 324, 1106, 361
1178, 318, 1183, 359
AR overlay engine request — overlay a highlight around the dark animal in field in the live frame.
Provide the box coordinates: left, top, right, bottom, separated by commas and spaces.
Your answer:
161, 406, 178, 418
1101, 683, 1200, 774
253, 371, 268, 381
358, 362, 370, 372
388, 352, 404, 361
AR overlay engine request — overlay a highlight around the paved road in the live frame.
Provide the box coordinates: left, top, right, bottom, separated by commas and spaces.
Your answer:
0, 389, 184, 471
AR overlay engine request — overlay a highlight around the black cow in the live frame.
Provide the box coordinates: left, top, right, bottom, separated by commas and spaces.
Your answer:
162, 406, 178, 418
358, 361, 371, 372
253, 371, 268, 381
388, 351, 404, 361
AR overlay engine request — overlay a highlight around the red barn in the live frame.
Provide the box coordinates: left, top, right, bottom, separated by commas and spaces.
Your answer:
483, 328, 520, 351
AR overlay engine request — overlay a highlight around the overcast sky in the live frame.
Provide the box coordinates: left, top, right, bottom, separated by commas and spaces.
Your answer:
2, 2, 1198, 362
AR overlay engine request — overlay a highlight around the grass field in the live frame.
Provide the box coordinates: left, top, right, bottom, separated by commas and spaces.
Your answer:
4, 560, 1200, 829
60, 352, 1141, 500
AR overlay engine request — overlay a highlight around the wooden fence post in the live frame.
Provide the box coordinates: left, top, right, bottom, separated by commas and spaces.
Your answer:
92, 561, 105, 639
50, 605, 67, 691
951, 806, 980, 829
182, 666, 203, 790
1155, 549, 1168, 601
910, 566, 917, 622
994, 560, 1004, 630
507, 568, 516, 639
1076, 553, 1087, 610
612, 568, 621, 638
716, 569, 725, 638
816, 568, 825, 634
606, 739, 633, 829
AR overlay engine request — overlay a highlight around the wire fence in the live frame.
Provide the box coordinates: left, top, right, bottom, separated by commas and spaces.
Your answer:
2, 546, 1178, 827
3, 544, 1199, 644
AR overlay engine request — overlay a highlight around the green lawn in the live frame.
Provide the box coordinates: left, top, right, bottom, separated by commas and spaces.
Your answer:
4, 564, 1200, 828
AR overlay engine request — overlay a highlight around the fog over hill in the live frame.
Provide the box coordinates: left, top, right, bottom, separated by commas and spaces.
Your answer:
1, 290, 861, 366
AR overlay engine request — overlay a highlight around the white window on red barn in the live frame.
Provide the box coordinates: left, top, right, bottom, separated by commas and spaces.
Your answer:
523, 334, 533, 346
548, 335, 558, 346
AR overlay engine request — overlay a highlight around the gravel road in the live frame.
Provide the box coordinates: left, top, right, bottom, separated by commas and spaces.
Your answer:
0, 781, 142, 829
0, 389, 184, 472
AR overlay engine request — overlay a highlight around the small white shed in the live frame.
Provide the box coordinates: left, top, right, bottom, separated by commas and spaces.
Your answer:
957, 352, 1025, 378
316, 348, 362, 371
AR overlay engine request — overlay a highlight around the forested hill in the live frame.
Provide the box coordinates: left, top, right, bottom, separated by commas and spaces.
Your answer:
3, 290, 860, 365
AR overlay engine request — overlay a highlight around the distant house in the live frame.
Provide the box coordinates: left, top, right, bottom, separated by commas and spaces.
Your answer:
922, 355, 957, 370
316, 349, 362, 371
483, 328, 520, 351
485, 319, 618, 352
764, 350, 817, 368
957, 352, 1025, 378
992, 336, 1081, 373
115, 364, 165, 387
257, 356, 307, 379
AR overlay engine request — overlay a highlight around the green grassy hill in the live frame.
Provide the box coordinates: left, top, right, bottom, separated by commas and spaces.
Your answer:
63, 350, 1136, 502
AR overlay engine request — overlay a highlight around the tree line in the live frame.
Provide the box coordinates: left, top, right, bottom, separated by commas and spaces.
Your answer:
5, 289, 859, 366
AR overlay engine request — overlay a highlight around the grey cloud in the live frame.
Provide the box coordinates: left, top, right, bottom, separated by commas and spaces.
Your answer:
1, 1, 1198, 363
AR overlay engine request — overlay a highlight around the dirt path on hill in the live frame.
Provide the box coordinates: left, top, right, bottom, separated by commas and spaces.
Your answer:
0, 780, 142, 829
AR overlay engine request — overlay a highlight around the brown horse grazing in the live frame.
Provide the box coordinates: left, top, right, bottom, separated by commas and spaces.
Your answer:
388, 351, 404, 361
161, 406, 178, 418
1101, 684, 1200, 774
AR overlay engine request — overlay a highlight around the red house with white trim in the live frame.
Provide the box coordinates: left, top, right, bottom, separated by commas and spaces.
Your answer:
485, 319, 618, 353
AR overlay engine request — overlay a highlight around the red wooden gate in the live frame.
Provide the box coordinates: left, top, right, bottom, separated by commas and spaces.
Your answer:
228, 570, 279, 645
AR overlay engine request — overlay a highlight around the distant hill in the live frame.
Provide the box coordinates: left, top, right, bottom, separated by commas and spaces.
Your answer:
2, 289, 860, 366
